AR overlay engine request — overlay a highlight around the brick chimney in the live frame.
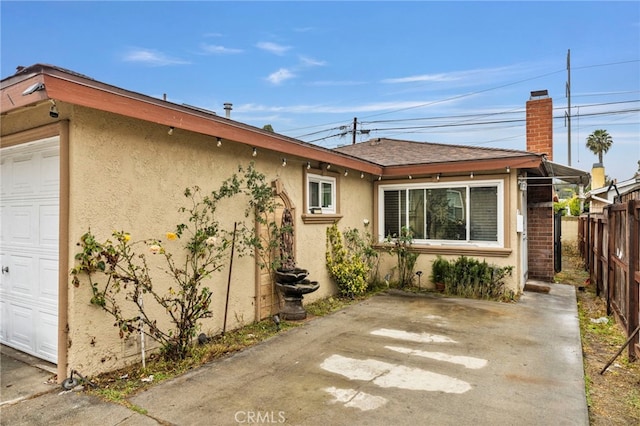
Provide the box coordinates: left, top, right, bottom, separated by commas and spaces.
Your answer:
525, 90, 555, 283
526, 90, 553, 161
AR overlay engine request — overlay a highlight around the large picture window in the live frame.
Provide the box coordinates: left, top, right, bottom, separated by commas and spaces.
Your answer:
379, 180, 503, 246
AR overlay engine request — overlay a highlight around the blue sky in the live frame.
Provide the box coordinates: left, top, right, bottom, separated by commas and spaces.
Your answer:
2, 1, 639, 181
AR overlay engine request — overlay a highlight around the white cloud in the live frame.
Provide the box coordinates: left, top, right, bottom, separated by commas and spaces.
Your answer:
307, 80, 367, 87
266, 68, 295, 85
237, 100, 451, 114
382, 73, 459, 84
256, 41, 291, 56
299, 55, 326, 67
382, 64, 530, 85
122, 48, 189, 66
200, 43, 243, 54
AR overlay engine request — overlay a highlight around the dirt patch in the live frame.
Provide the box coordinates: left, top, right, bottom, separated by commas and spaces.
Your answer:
557, 245, 640, 425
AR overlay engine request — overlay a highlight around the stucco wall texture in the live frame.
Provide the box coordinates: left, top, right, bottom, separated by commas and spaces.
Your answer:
2, 101, 525, 377
61, 106, 373, 375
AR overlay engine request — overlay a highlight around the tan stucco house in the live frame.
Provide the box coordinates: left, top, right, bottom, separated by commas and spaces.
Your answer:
1, 65, 589, 380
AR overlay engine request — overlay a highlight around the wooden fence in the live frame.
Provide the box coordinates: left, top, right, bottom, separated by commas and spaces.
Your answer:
579, 199, 640, 361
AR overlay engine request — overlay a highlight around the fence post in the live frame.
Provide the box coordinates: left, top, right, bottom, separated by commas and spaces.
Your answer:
586, 213, 591, 272
606, 206, 614, 316
628, 200, 639, 361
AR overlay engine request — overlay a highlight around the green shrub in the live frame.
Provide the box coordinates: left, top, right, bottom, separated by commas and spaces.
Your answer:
568, 196, 581, 216
326, 224, 376, 297
554, 196, 581, 216
385, 226, 419, 288
554, 199, 568, 216
430, 255, 449, 285
442, 256, 514, 301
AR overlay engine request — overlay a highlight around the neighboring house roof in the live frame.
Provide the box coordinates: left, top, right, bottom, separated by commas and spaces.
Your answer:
586, 173, 640, 204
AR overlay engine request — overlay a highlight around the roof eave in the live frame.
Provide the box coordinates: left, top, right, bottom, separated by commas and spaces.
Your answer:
1, 73, 49, 112
2, 65, 383, 175
382, 155, 542, 177
542, 159, 591, 186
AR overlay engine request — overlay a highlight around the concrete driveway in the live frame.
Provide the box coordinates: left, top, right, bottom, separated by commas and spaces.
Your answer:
1, 284, 588, 425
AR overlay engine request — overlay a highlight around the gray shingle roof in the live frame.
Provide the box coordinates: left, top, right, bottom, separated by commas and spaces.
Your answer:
334, 138, 536, 167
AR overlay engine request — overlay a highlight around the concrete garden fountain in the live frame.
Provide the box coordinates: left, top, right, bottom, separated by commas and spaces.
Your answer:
274, 209, 319, 320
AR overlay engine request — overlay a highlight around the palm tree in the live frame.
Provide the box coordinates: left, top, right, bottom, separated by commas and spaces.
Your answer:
585, 129, 613, 164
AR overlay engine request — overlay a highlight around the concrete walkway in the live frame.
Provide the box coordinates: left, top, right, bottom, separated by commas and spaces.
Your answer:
1, 284, 589, 425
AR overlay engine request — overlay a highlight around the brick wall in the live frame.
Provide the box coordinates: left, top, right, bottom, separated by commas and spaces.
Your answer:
525, 93, 556, 282
527, 181, 555, 281
526, 96, 553, 161
527, 205, 554, 281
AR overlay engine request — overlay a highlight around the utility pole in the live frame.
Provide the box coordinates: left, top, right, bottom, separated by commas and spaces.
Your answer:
352, 117, 357, 145
566, 49, 572, 166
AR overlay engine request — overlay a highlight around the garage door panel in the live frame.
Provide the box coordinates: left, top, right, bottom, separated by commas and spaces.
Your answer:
36, 310, 57, 362
0, 250, 6, 281
8, 254, 35, 297
39, 257, 58, 304
7, 204, 37, 247
40, 150, 60, 194
11, 154, 38, 196
8, 303, 34, 350
0, 159, 10, 197
1, 138, 59, 363
0, 300, 7, 342
39, 204, 59, 248
0, 206, 5, 244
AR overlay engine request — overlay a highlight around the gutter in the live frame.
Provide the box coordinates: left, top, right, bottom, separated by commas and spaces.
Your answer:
586, 195, 613, 205
2, 65, 384, 176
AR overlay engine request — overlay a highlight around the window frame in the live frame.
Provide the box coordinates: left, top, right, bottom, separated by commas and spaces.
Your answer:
307, 174, 336, 214
377, 179, 504, 248
302, 167, 342, 224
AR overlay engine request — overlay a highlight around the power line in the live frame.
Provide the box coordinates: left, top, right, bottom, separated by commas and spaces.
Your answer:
303, 108, 638, 145
354, 60, 639, 121
359, 69, 568, 121
573, 59, 640, 71
359, 108, 639, 133
360, 99, 639, 126
282, 59, 639, 143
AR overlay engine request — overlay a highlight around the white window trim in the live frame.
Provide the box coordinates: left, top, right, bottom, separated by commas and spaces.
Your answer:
377, 179, 504, 248
306, 173, 337, 214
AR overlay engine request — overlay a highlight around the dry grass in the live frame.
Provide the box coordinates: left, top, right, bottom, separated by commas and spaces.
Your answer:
86, 295, 359, 404
556, 243, 640, 425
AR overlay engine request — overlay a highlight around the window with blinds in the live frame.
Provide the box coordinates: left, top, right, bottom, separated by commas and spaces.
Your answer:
380, 180, 503, 246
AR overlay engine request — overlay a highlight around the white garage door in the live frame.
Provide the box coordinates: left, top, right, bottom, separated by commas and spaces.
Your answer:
0, 137, 59, 363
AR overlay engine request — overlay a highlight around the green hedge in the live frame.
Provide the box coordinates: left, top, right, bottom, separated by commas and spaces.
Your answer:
434, 256, 514, 301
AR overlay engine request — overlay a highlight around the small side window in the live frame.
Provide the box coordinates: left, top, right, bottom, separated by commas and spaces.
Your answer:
307, 174, 336, 214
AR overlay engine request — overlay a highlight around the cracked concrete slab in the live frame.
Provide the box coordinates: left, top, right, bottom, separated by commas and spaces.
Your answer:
1, 285, 588, 425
